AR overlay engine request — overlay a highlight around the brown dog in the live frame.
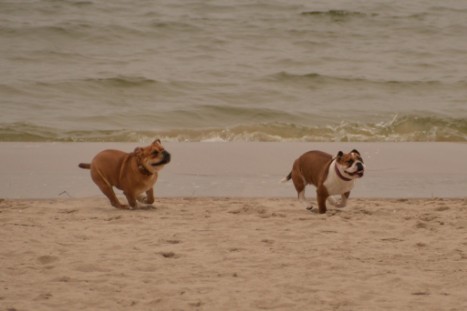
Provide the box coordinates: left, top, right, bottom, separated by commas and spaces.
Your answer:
283, 149, 364, 214
79, 139, 171, 209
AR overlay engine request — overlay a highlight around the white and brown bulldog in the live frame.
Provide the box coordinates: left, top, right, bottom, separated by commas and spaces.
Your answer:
79, 139, 171, 209
283, 149, 364, 214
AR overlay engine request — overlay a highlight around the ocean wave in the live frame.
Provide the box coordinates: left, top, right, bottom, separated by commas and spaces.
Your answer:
2, 115, 465, 143
265, 71, 467, 89
158, 115, 467, 142
84, 76, 159, 88
301, 10, 373, 18
0, 21, 145, 42
23, 75, 217, 100
0, 24, 87, 38
27, 75, 161, 93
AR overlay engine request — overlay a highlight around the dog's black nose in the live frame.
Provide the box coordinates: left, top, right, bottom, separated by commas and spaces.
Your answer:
356, 162, 364, 171
163, 151, 171, 162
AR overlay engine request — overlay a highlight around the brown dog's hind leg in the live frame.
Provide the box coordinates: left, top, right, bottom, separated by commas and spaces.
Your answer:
291, 169, 304, 191
91, 170, 126, 209
98, 184, 127, 209
291, 171, 312, 210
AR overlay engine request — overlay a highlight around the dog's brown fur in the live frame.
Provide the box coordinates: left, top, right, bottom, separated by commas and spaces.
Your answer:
284, 150, 364, 214
79, 139, 170, 209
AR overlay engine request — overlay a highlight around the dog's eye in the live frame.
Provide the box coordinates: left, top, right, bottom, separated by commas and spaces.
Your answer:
151, 150, 159, 156
347, 160, 354, 165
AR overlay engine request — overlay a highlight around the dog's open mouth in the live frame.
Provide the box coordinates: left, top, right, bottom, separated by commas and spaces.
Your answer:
346, 170, 364, 178
151, 156, 171, 167
151, 159, 169, 167
150, 151, 171, 167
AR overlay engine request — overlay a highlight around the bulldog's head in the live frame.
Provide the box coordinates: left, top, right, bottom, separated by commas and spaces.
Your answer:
335, 149, 365, 179
134, 139, 171, 174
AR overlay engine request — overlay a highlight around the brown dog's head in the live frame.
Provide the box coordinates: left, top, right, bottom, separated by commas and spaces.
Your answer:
335, 149, 365, 179
134, 139, 171, 174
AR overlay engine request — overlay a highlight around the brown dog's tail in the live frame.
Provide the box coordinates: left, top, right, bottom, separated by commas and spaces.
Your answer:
281, 172, 292, 183
78, 163, 91, 169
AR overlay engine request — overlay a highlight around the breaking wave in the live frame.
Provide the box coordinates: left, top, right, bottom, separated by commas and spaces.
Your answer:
1, 115, 465, 143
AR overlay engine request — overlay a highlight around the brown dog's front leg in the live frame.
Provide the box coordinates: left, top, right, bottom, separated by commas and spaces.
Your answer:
317, 186, 329, 214
124, 192, 138, 209
145, 188, 155, 205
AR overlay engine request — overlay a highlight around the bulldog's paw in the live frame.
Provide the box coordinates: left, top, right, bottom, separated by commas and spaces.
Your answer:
328, 196, 346, 208
139, 204, 156, 210
114, 204, 131, 210
327, 196, 338, 207
335, 198, 347, 208
137, 194, 146, 203
335, 201, 347, 208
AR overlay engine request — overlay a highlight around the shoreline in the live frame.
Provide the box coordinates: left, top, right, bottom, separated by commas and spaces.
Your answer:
0, 142, 466, 199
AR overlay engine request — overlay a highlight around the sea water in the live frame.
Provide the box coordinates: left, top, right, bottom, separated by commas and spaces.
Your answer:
1, 0, 466, 142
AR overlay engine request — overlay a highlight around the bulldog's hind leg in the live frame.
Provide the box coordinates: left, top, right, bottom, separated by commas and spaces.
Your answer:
91, 170, 126, 209
291, 172, 312, 210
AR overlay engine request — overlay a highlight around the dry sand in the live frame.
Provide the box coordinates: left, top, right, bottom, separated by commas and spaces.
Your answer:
1, 196, 466, 311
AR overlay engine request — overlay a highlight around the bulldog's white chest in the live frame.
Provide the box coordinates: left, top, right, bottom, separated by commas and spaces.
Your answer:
323, 162, 355, 195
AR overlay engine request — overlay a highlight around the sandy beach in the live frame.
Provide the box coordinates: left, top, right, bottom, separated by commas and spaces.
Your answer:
1, 142, 466, 310
2, 1, 466, 309
1, 196, 466, 311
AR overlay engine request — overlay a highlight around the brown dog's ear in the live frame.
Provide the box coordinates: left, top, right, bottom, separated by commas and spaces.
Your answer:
337, 151, 344, 159
351, 149, 360, 155
134, 147, 143, 158
153, 139, 161, 145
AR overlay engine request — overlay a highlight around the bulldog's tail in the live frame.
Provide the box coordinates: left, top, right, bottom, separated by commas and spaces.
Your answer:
281, 172, 292, 183
78, 163, 91, 169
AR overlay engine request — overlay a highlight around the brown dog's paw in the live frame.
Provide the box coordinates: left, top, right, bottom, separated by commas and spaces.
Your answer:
113, 204, 131, 210
139, 204, 156, 210
137, 195, 147, 203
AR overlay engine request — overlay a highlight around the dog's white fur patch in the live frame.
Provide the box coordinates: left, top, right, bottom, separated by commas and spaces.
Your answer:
323, 160, 356, 196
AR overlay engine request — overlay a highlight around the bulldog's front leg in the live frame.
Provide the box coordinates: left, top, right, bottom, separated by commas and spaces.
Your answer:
136, 189, 155, 205
144, 188, 155, 204
328, 192, 351, 208
327, 196, 338, 207
124, 192, 138, 209
337, 192, 350, 208
316, 186, 329, 214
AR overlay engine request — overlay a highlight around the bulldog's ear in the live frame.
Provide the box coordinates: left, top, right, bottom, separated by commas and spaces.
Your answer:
351, 149, 360, 155
153, 139, 161, 145
134, 147, 143, 158
337, 151, 344, 159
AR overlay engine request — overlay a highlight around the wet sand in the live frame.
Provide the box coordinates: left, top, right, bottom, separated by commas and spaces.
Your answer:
1, 142, 466, 199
